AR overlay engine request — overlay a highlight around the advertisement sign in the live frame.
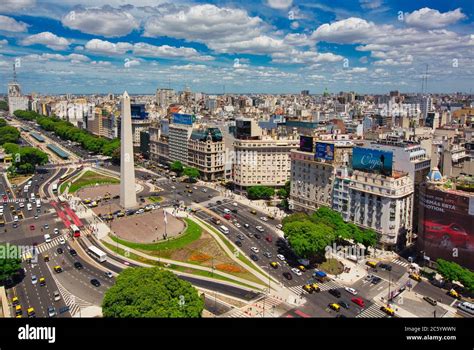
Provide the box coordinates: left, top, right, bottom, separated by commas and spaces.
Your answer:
352, 147, 393, 176
418, 186, 474, 269
172, 113, 194, 126
315, 142, 334, 161
299, 136, 314, 152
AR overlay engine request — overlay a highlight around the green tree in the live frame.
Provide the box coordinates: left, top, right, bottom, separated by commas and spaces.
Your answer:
0, 244, 22, 281
276, 188, 288, 199
0, 126, 20, 145
437, 259, 474, 292
283, 221, 335, 258
282, 212, 310, 226
102, 268, 204, 317
247, 186, 275, 200
170, 161, 184, 175
0, 118, 7, 127
183, 167, 200, 180
0, 100, 8, 111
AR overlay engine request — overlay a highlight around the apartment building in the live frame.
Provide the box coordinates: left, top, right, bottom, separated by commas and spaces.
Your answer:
187, 127, 225, 181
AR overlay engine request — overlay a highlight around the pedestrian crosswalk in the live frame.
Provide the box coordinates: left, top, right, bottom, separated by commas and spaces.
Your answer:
287, 280, 343, 296
54, 273, 93, 317
223, 309, 251, 318
391, 258, 410, 268
21, 234, 70, 260
356, 303, 387, 318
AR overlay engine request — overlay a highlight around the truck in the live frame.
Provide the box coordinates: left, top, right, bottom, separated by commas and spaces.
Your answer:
211, 217, 221, 225
313, 270, 329, 282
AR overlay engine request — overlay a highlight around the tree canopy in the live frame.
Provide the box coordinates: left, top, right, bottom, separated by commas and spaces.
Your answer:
0, 125, 20, 145
102, 267, 204, 318
283, 221, 335, 258
247, 186, 275, 200
437, 259, 474, 292
183, 167, 200, 180
0, 244, 22, 282
170, 161, 184, 175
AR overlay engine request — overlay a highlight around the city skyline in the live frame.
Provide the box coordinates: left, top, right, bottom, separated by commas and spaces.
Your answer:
0, 0, 473, 94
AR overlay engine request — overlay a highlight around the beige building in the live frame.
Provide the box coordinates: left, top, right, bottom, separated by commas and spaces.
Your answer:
233, 136, 299, 190
187, 127, 225, 181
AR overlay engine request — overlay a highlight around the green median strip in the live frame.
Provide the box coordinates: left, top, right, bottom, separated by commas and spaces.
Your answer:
102, 241, 259, 291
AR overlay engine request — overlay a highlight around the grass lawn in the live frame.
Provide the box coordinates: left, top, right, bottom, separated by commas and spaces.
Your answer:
148, 196, 162, 203
102, 241, 259, 290
109, 218, 202, 252
67, 170, 119, 193
319, 258, 344, 275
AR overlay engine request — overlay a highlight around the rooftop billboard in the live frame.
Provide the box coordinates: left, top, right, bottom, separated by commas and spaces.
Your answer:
299, 136, 314, 152
352, 147, 393, 176
315, 142, 334, 161
172, 113, 194, 126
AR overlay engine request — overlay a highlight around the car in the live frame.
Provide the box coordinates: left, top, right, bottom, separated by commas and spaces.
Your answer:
53, 291, 61, 302
303, 284, 314, 293
250, 254, 259, 262
12, 223, 18, 229
344, 287, 358, 295
277, 254, 285, 261
237, 234, 245, 240
254, 233, 262, 240
298, 265, 306, 272
260, 216, 268, 222
265, 235, 273, 243
371, 276, 382, 285
409, 273, 421, 282
201, 188, 207, 193
223, 214, 231, 220
250, 209, 257, 215
244, 223, 250, 229
31, 275, 38, 285
234, 240, 242, 247
339, 300, 350, 309
104, 271, 113, 279
380, 306, 395, 316
329, 303, 340, 312
270, 262, 279, 269
13, 215, 18, 222
69, 249, 77, 257
291, 268, 302, 276
216, 200, 222, 205
34, 214, 38, 219
282, 272, 293, 280
29, 224, 35, 231
43, 254, 50, 262
44, 224, 49, 229
47, 307, 56, 318
423, 220, 469, 247
57, 247, 63, 254
351, 297, 365, 308
275, 223, 283, 230
136, 209, 145, 214
90, 279, 101, 287
234, 222, 241, 228
27, 307, 36, 318
328, 289, 341, 298
263, 252, 272, 258
74, 262, 83, 270
366, 261, 377, 268
54, 266, 63, 273
54, 228, 60, 235
423, 296, 438, 306
448, 289, 460, 299
378, 263, 393, 271
251, 247, 259, 254
256, 226, 264, 233
310, 283, 321, 292
39, 277, 46, 286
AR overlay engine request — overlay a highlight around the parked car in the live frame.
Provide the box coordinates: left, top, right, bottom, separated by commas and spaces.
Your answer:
282, 272, 292, 280
329, 289, 341, 298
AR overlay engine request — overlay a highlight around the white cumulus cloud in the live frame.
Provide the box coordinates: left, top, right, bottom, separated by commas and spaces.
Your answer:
21, 32, 70, 50
0, 15, 28, 32
405, 8, 466, 29
266, 0, 293, 10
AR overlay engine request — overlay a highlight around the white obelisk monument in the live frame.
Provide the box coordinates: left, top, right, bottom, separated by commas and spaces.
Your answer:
120, 91, 137, 208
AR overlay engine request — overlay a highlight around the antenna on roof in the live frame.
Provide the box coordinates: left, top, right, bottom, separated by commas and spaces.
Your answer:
12, 62, 17, 82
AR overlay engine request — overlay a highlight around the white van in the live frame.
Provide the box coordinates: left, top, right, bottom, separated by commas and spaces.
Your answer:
458, 301, 474, 315
23, 186, 29, 193
36, 199, 41, 208
30, 193, 35, 200
44, 234, 51, 243
219, 225, 230, 235
27, 203, 32, 211
223, 208, 231, 214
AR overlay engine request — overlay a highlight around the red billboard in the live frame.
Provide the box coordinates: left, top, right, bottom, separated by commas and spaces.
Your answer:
418, 185, 474, 269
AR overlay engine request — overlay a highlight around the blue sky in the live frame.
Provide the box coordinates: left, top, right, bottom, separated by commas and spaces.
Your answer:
0, 0, 472, 94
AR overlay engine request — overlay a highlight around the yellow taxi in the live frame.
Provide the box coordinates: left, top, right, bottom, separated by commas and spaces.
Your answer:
39, 277, 46, 286
250, 209, 257, 215
366, 261, 377, 268
303, 284, 313, 293
15, 305, 22, 316
380, 306, 395, 316
270, 262, 279, 269
310, 283, 321, 292
298, 265, 306, 272
27, 307, 35, 318
54, 265, 63, 273
329, 303, 340, 312
43, 255, 50, 262
409, 273, 421, 282
448, 289, 460, 299
12, 297, 19, 306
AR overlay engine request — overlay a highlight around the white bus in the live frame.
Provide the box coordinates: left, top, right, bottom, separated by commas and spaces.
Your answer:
219, 225, 230, 235
52, 183, 58, 193
70, 224, 81, 237
458, 301, 474, 315
36, 199, 41, 208
87, 246, 107, 263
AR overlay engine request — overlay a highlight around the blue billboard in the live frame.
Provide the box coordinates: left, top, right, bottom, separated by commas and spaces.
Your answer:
315, 142, 334, 161
352, 147, 393, 176
172, 113, 194, 126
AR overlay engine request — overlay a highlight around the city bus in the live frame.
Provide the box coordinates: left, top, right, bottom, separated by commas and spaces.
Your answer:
87, 246, 107, 263
58, 174, 70, 183
70, 224, 81, 238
